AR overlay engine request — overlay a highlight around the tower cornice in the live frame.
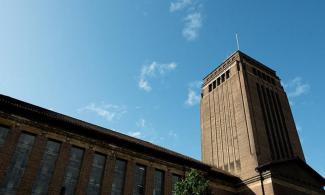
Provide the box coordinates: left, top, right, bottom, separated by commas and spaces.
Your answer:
203, 50, 278, 87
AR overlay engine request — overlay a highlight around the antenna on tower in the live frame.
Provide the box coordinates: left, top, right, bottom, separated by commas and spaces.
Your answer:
235, 33, 240, 51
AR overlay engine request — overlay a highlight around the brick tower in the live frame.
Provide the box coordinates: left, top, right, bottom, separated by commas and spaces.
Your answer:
200, 51, 304, 179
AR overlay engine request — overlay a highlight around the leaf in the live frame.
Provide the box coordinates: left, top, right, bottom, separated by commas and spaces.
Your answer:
175, 169, 209, 195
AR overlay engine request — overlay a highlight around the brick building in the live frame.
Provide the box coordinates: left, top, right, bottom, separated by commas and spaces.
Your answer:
200, 51, 324, 194
0, 51, 324, 194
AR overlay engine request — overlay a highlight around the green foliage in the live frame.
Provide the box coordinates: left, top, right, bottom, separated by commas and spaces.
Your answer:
175, 168, 209, 195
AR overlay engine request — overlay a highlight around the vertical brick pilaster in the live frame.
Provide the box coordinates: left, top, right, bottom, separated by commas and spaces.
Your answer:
123, 159, 135, 195
101, 155, 115, 195
48, 142, 71, 195
145, 165, 154, 195
17, 134, 47, 195
0, 126, 21, 183
164, 171, 172, 195
75, 149, 94, 195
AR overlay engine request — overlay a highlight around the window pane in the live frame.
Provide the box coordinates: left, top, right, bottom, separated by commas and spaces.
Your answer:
133, 164, 146, 195
111, 159, 127, 195
0, 125, 10, 147
0, 133, 35, 194
32, 140, 61, 195
153, 170, 164, 195
171, 174, 181, 195
86, 153, 106, 195
62, 147, 84, 195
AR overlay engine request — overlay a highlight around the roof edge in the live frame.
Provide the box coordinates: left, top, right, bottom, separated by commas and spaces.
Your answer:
0, 94, 239, 182
256, 157, 325, 184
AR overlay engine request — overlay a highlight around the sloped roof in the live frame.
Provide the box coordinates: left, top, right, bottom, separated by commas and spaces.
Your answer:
0, 94, 240, 183
256, 157, 325, 185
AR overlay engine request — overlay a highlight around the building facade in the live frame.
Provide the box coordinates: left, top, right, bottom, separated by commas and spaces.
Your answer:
201, 51, 323, 194
0, 51, 324, 195
201, 51, 304, 179
0, 95, 239, 195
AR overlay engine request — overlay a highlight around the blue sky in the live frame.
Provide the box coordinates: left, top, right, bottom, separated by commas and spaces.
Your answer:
0, 0, 324, 176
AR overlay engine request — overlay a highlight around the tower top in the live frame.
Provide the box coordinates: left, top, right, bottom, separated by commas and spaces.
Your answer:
202, 50, 278, 87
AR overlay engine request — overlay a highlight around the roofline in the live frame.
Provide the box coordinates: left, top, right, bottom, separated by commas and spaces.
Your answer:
202, 50, 277, 82
203, 50, 239, 80
0, 94, 240, 182
256, 157, 325, 184
238, 50, 277, 75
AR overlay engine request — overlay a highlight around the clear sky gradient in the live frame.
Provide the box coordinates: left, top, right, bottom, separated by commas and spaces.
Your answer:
0, 0, 324, 176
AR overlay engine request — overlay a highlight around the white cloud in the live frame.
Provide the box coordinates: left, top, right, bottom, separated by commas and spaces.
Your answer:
128, 131, 142, 138
189, 80, 202, 88
78, 103, 127, 122
168, 130, 178, 139
182, 12, 202, 41
139, 78, 151, 92
170, 0, 192, 12
138, 61, 177, 92
136, 118, 146, 128
169, 0, 204, 42
127, 119, 179, 150
186, 89, 200, 106
185, 81, 202, 106
284, 77, 310, 98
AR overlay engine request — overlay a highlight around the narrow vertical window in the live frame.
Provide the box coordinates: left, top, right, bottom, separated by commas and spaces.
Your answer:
262, 72, 266, 81
221, 74, 225, 82
133, 164, 146, 195
212, 80, 216, 89
171, 174, 181, 195
217, 78, 221, 86
111, 159, 127, 195
153, 169, 164, 195
0, 133, 35, 194
32, 140, 61, 195
0, 125, 10, 147
226, 70, 230, 79
257, 70, 262, 78
208, 84, 212, 92
62, 146, 84, 195
86, 153, 106, 195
